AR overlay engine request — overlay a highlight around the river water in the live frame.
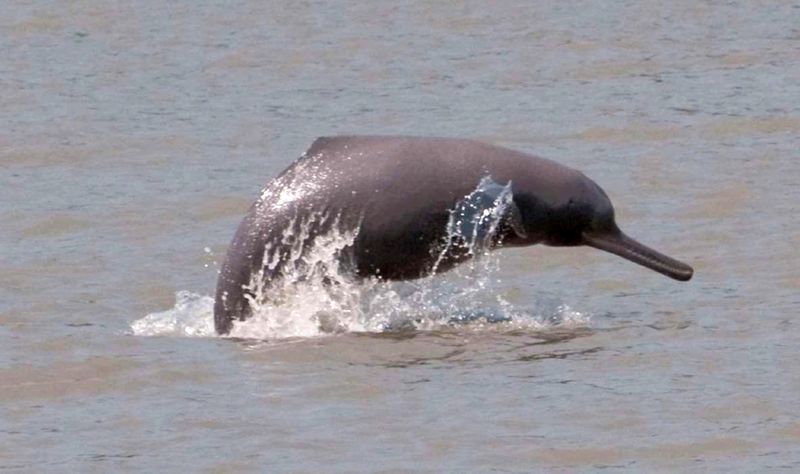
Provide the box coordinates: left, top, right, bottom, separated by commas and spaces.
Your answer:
2, 1, 799, 472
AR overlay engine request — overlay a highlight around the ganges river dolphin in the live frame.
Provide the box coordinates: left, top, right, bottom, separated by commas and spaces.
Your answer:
214, 136, 693, 334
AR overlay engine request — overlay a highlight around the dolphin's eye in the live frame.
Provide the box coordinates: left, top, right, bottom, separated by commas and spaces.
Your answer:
591, 207, 616, 232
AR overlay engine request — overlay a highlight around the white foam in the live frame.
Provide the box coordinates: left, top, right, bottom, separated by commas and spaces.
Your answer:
131, 291, 215, 337
130, 284, 589, 339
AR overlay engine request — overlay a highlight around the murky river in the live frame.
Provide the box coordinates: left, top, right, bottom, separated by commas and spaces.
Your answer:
2, 1, 799, 471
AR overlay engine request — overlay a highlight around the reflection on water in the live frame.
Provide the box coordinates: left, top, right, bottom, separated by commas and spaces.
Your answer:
2, 0, 799, 471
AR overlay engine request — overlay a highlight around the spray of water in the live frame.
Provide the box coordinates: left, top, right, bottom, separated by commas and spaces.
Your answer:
131, 177, 589, 339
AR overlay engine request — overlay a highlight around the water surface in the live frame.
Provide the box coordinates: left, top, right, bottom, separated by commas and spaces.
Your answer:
2, 1, 799, 471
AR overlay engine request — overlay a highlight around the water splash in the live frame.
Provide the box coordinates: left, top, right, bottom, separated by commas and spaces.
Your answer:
132, 177, 589, 339
131, 291, 215, 337
432, 176, 522, 275
231, 209, 365, 339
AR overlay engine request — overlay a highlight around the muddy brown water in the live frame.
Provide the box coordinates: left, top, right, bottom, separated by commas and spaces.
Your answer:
2, 1, 799, 472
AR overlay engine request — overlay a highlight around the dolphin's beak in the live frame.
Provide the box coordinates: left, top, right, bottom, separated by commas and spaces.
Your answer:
582, 230, 693, 281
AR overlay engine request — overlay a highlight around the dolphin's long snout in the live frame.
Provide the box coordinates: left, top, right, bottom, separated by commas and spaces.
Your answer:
582, 230, 693, 281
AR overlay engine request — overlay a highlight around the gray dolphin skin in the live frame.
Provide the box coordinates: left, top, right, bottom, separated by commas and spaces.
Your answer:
214, 136, 693, 334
